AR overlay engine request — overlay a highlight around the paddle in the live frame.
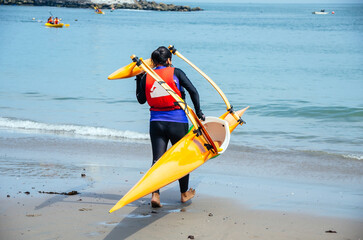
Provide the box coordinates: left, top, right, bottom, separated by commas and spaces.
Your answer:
168, 45, 245, 125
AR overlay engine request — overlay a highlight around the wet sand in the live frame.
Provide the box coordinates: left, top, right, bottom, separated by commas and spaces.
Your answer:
0, 132, 362, 239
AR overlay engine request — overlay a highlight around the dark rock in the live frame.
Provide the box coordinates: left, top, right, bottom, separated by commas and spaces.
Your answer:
65, 190, 78, 195
38, 190, 79, 195
0, 0, 203, 12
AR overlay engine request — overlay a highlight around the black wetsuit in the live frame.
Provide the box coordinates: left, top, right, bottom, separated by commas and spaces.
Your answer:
136, 67, 202, 194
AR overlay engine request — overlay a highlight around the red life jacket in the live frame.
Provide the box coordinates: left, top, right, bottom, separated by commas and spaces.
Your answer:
145, 67, 182, 111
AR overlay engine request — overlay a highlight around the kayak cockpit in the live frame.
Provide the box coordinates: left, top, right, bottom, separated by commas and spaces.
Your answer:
202, 117, 230, 154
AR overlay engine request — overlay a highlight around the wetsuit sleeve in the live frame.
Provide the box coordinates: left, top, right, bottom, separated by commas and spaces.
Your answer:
174, 68, 202, 115
136, 74, 146, 104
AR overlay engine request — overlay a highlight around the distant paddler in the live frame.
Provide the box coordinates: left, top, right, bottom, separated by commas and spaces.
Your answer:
47, 16, 54, 24
45, 14, 69, 28
94, 6, 105, 14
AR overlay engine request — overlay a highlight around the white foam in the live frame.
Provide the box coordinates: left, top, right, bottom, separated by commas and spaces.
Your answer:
343, 154, 363, 161
0, 117, 149, 141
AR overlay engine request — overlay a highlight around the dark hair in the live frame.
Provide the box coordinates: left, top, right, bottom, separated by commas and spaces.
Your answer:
151, 46, 172, 67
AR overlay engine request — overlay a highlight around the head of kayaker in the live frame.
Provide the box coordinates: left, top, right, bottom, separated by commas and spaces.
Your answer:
151, 46, 172, 67
135, 46, 205, 207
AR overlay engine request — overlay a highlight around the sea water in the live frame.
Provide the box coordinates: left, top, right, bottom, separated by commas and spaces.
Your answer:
0, 3, 362, 160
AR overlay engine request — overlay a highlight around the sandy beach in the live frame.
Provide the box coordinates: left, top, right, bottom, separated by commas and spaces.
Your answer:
0, 132, 362, 240
1, 190, 362, 240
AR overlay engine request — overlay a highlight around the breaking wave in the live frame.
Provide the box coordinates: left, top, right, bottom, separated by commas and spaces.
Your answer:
0, 117, 149, 141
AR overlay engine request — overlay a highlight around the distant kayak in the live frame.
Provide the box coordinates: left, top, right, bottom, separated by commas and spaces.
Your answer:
45, 23, 64, 28
95, 11, 105, 14
312, 11, 329, 14
312, 10, 329, 15
45, 23, 69, 28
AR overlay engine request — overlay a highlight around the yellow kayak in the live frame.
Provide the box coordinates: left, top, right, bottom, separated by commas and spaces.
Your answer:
45, 23, 64, 28
95, 11, 105, 14
45, 23, 69, 28
109, 107, 248, 213
108, 54, 248, 213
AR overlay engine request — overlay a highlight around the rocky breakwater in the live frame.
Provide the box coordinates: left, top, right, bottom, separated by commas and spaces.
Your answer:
0, 0, 203, 11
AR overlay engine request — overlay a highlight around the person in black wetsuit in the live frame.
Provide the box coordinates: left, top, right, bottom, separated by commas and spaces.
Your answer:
136, 46, 205, 207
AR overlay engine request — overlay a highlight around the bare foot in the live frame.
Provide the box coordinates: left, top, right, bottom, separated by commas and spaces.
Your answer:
151, 192, 162, 208
181, 188, 196, 203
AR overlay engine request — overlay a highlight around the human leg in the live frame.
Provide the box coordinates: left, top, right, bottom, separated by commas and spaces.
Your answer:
167, 122, 196, 202
149, 121, 169, 207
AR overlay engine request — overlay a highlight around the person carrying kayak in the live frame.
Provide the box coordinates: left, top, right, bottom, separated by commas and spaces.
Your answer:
135, 46, 205, 208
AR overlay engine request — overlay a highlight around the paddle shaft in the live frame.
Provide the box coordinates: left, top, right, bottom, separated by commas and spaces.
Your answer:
168, 45, 245, 125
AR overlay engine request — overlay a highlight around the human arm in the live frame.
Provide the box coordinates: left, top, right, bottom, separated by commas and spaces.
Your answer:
174, 68, 205, 120
136, 74, 147, 104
